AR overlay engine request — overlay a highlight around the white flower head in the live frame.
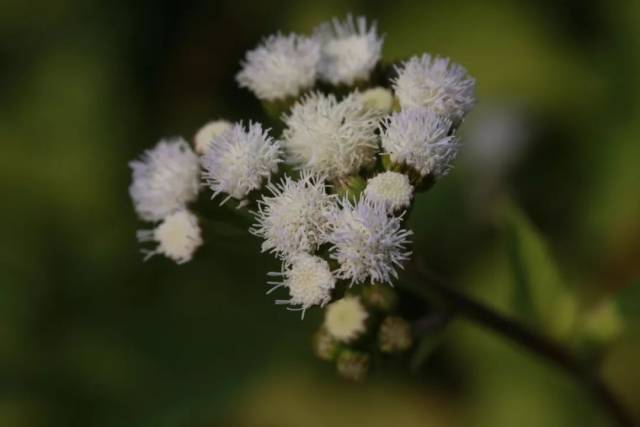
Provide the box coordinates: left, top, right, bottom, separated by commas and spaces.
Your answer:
328, 197, 412, 285
359, 87, 394, 113
283, 92, 380, 178
137, 210, 202, 264
324, 296, 368, 342
393, 53, 475, 123
364, 171, 414, 212
315, 15, 383, 85
202, 121, 281, 205
381, 107, 459, 178
250, 172, 336, 260
268, 253, 336, 317
236, 33, 320, 101
129, 137, 200, 222
193, 119, 232, 155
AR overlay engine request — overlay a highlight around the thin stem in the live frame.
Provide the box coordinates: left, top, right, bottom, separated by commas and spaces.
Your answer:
404, 266, 635, 427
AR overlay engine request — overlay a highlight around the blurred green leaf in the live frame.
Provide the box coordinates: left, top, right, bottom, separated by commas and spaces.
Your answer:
610, 280, 640, 340
503, 202, 577, 338
410, 332, 444, 373
505, 211, 536, 323
409, 312, 451, 373
616, 280, 640, 319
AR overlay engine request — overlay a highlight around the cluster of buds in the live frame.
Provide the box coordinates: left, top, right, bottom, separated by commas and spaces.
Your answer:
129, 14, 475, 379
313, 286, 414, 381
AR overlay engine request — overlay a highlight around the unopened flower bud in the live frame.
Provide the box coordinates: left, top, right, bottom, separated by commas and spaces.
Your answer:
324, 296, 368, 342
378, 316, 413, 353
336, 349, 370, 381
364, 171, 414, 212
361, 285, 398, 312
359, 87, 394, 113
312, 328, 339, 361
193, 119, 232, 154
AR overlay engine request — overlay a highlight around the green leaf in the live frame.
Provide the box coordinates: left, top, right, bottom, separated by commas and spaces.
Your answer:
410, 331, 445, 373
601, 279, 640, 340
409, 312, 451, 372
505, 215, 537, 323
616, 279, 640, 319
503, 201, 577, 338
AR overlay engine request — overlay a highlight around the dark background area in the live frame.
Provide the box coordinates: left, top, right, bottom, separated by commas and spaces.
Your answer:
1, 0, 639, 426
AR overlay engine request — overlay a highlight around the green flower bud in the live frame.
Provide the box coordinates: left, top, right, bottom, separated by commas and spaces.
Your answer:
359, 87, 394, 113
312, 328, 339, 361
361, 285, 398, 313
336, 349, 370, 381
378, 316, 413, 353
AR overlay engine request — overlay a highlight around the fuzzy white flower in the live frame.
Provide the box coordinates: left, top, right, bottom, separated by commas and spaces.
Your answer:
328, 197, 412, 285
250, 172, 336, 260
359, 87, 394, 113
193, 119, 232, 155
283, 92, 380, 178
393, 53, 475, 123
129, 138, 200, 222
381, 107, 459, 178
315, 15, 383, 85
268, 253, 336, 317
364, 171, 413, 212
202, 121, 281, 205
236, 33, 321, 101
137, 210, 202, 264
324, 296, 368, 342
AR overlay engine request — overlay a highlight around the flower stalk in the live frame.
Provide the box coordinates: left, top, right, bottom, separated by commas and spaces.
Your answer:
404, 263, 635, 427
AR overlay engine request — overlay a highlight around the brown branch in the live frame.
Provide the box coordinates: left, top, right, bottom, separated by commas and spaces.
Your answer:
404, 266, 635, 427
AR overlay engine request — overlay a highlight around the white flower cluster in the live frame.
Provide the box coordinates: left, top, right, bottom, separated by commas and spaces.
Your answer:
129, 137, 200, 222
380, 53, 475, 178
201, 121, 281, 206
314, 15, 383, 86
252, 174, 412, 313
237, 15, 383, 101
129, 14, 476, 324
283, 92, 380, 179
250, 172, 335, 259
328, 197, 412, 285
236, 33, 321, 101
129, 138, 204, 263
137, 210, 203, 264
381, 107, 458, 178
393, 53, 475, 124
268, 253, 336, 317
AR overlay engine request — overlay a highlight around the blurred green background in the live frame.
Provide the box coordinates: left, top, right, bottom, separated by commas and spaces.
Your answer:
1, 0, 639, 426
